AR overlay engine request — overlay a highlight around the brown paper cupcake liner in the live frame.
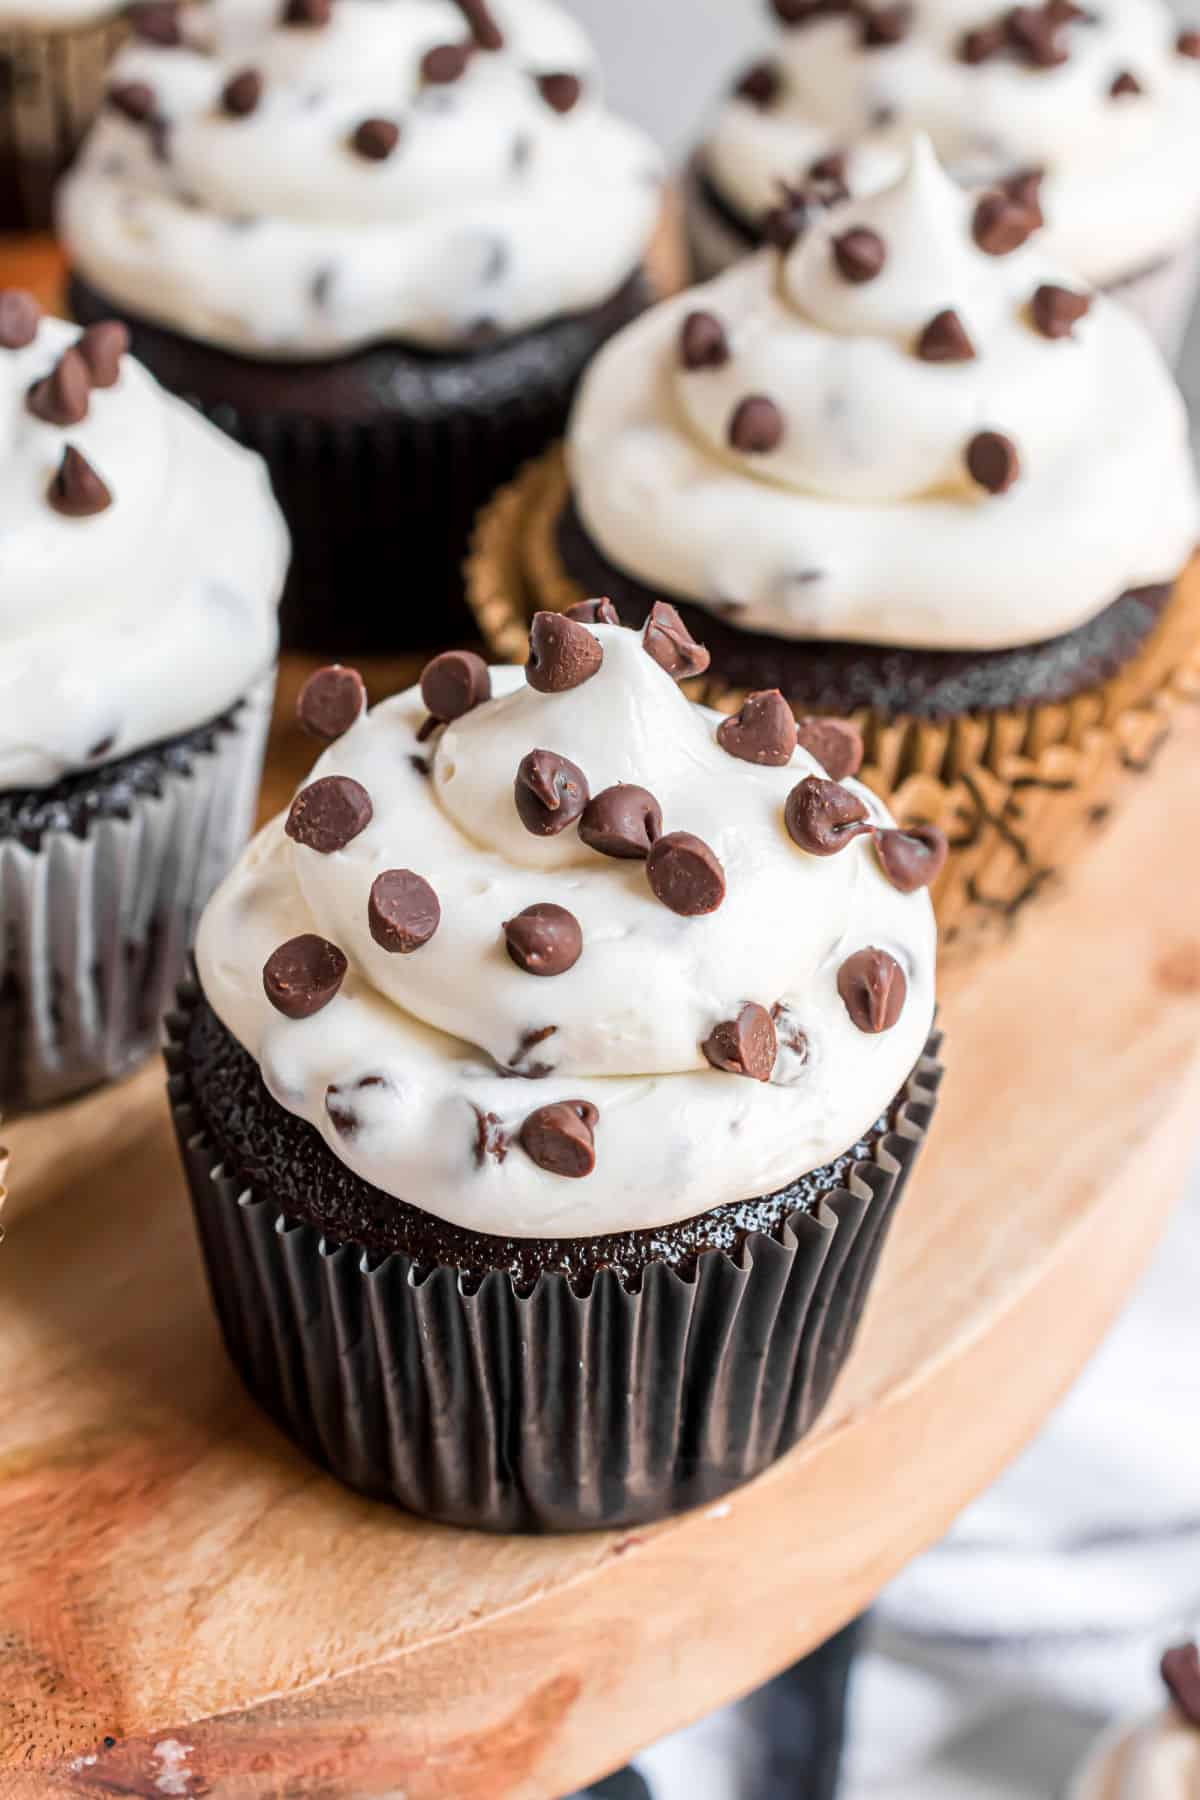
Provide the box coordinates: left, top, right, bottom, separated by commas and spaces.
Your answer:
0, 671, 273, 1112
166, 978, 942, 1533
467, 448, 1200, 964
0, 12, 129, 230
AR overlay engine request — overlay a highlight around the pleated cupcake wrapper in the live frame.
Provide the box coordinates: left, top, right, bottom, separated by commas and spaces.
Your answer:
166, 981, 942, 1534
0, 13, 129, 230
0, 671, 274, 1112
467, 448, 1200, 966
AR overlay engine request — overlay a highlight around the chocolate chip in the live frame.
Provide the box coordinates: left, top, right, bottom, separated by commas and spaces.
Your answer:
736, 60, 781, 105
967, 430, 1020, 495
77, 321, 128, 387
973, 190, 1037, 255
27, 347, 91, 426
108, 81, 157, 123
416, 714, 440, 744
285, 775, 373, 853
1178, 28, 1200, 56
579, 784, 663, 859
130, 1, 181, 42
1030, 282, 1091, 339
1006, 6, 1068, 64
860, 3, 911, 45
1002, 168, 1045, 226
474, 1107, 508, 1166
960, 21, 1006, 59
368, 869, 441, 954
785, 776, 871, 855
873, 824, 948, 892
503, 904, 583, 977
795, 717, 864, 781
422, 42, 472, 83
263, 933, 347, 1018
702, 1002, 777, 1082
519, 1100, 598, 1178
537, 71, 582, 112
838, 946, 907, 1032
48, 446, 111, 517
515, 749, 589, 837
717, 690, 797, 766
833, 226, 887, 283
282, 0, 331, 24
763, 190, 811, 251
679, 309, 730, 371
565, 597, 619, 625
421, 648, 491, 720
455, 0, 503, 48
1109, 68, 1142, 95
0, 289, 40, 350
646, 831, 726, 915
916, 308, 976, 363
642, 601, 711, 680
351, 116, 400, 160
526, 611, 603, 694
1161, 1644, 1200, 1725
297, 664, 366, 740
222, 68, 262, 116
729, 395, 784, 454
506, 1024, 558, 1077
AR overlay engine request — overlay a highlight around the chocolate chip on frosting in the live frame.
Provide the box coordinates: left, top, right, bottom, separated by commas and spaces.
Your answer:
1161, 1644, 1200, 1725
282, 0, 331, 25
579, 783, 663, 859
838, 946, 907, 1033
679, 309, 730, 371
736, 61, 782, 106
0, 289, 41, 350
729, 395, 785, 455
421, 648, 491, 720
503, 903, 583, 976
763, 188, 811, 252
717, 690, 797, 766
859, 3, 912, 46
1030, 282, 1091, 338
537, 72, 583, 113
130, 1, 181, 43
1002, 168, 1045, 226
1178, 28, 1200, 56
960, 20, 1006, 58
1005, 5, 1069, 65
515, 749, 590, 836
78, 321, 129, 387
916, 308, 976, 363
474, 1107, 508, 1166
526, 611, 603, 693
702, 1002, 777, 1082
455, 0, 503, 49
647, 831, 726, 915
48, 446, 112, 517
263, 933, 347, 1018
565, 596, 619, 625
785, 776, 872, 855
833, 226, 887, 283
642, 601, 711, 680
967, 429, 1021, 494
873, 824, 948, 892
368, 869, 441, 953
351, 117, 401, 160
1109, 68, 1143, 95
298, 664, 366, 741
973, 190, 1038, 255
520, 1100, 598, 1178
285, 775, 373, 853
222, 69, 263, 117
795, 717, 864, 781
422, 42, 473, 84
27, 346, 91, 426
108, 81, 157, 124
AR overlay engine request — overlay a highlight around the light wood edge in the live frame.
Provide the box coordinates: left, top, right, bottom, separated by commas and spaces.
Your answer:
2, 1062, 164, 1226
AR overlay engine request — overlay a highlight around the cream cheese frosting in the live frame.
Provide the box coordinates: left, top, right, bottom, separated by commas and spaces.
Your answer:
196, 618, 936, 1238
1071, 1714, 1200, 1800
58, 0, 664, 358
567, 138, 1199, 653
701, 0, 1200, 288
0, 301, 287, 791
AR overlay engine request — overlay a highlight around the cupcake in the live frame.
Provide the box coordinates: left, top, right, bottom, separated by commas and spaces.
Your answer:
169, 609, 941, 1531
1070, 1642, 1200, 1797
57, 0, 669, 652
686, 0, 1200, 358
470, 140, 1200, 961
0, 290, 287, 1112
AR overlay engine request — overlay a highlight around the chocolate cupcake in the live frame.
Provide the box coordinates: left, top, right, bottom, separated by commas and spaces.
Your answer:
57, 0, 670, 652
470, 140, 1200, 961
687, 0, 1200, 360
169, 613, 941, 1530
0, 292, 288, 1112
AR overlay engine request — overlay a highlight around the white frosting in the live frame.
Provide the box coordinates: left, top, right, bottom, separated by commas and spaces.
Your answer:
196, 627, 936, 1238
1070, 1712, 1200, 1800
58, 0, 664, 358
568, 140, 1199, 652
0, 314, 286, 791
702, 0, 1200, 287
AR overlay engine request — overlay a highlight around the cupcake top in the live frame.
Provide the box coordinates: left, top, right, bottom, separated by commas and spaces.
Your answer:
702, 0, 1200, 288
0, 294, 287, 791
197, 609, 937, 1239
567, 138, 1199, 653
1070, 1643, 1200, 1799
58, 0, 664, 359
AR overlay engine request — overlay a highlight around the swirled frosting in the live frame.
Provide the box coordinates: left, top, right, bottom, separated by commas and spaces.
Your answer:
196, 618, 936, 1238
702, 0, 1200, 287
58, 0, 664, 358
0, 303, 286, 792
567, 138, 1199, 652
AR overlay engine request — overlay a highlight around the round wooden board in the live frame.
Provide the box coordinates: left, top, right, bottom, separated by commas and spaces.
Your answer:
3, 690, 1200, 1796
